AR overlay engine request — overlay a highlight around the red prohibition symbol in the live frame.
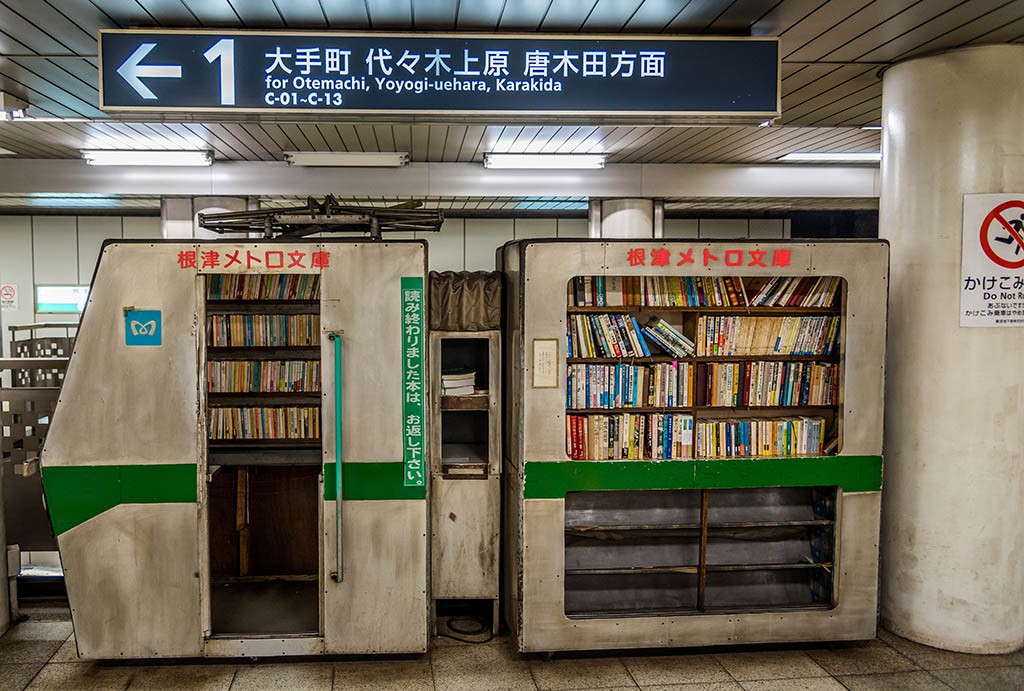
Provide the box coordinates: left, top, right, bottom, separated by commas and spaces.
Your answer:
0, 285, 14, 301
980, 200, 1024, 269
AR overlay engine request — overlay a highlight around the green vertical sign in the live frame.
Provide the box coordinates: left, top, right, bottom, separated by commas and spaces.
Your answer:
401, 276, 426, 487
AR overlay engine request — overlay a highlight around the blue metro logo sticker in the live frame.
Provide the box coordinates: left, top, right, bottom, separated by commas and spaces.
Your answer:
124, 310, 162, 346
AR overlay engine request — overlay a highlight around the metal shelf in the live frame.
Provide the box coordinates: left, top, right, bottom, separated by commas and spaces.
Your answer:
206, 300, 319, 315
207, 392, 321, 407
568, 306, 839, 315
207, 346, 320, 361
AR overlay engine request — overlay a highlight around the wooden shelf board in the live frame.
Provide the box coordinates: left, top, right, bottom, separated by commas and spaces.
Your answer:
565, 519, 833, 534
568, 407, 694, 414
565, 565, 700, 576
207, 346, 320, 361
568, 306, 839, 315
441, 443, 488, 465
207, 392, 321, 407
206, 300, 319, 315
209, 438, 321, 448
441, 393, 490, 410
568, 354, 839, 363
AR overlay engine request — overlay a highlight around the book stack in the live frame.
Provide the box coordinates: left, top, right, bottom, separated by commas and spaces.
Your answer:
207, 360, 321, 393
566, 412, 694, 460
208, 273, 320, 300
695, 361, 839, 407
695, 416, 824, 457
696, 315, 840, 356
641, 317, 695, 358
748, 276, 841, 308
209, 406, 321, 440
569, 276, 747, 307
442, 368, 476, 396
208, 314, 320, 347
567, 362, 692, 409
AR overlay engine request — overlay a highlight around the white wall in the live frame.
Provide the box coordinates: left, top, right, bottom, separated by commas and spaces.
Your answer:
0, 215, 160, 357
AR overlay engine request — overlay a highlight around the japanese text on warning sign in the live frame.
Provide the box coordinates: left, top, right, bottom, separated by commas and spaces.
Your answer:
961, 194, 1024, 327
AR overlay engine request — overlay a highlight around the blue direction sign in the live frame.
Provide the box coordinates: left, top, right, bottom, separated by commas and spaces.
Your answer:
99, 30, 779, 122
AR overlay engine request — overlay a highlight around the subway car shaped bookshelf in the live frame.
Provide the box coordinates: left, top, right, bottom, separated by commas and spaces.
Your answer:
498, 239, 888, 653
40, 240, 429, 659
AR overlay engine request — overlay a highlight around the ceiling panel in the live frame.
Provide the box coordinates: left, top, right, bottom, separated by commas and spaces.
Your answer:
0, 0, 1018, 164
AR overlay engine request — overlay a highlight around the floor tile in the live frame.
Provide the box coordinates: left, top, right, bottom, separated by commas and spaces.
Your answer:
529, 657, 636, 690
738, 679, 846, 691
333, 658, 434, 691
643, 683, 743, 691
46, 638, 78, 664
24, 662, 133, 691
805, 640, 919, 676
0, 641, 64, 665
230, 662, 333, 691
0, 623, 73, 643
431, 641, 536, 691
0, 662, 44, 691
930, 665, 1024, 691
836, 671, 953, 691
623, 654, 732, 686
126, 664, 236, 691
713, 652, 828, 682
877, 629, 1021, 669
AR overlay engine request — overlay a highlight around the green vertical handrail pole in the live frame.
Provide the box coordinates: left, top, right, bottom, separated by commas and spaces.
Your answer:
329, 332, 344, 583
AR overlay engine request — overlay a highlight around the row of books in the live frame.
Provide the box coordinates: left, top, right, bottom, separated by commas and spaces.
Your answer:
569, 276, 745, 307
696, 316, 840, 356
748, 276, 842, 308
695, 417, 825, 457
568, 314, 695, 359
207, 273, 320, 301
566, 413, 694, 460
208, 314, 320, 347
207, 360, 321, 393
208, 406, 321, 440
695, 361, 840, 407
567, 362, 693, 409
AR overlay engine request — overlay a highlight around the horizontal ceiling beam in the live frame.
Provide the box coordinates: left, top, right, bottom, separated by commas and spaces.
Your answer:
0, 160, 880, 199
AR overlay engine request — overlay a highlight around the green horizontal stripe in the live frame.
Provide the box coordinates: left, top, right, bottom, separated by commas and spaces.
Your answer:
41, 464, 197, 535
524, 455, 882, 499
324, 462, 426, 501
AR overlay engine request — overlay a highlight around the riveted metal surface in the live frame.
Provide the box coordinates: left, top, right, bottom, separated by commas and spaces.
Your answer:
322, 499, 428, 653
60, 503, 202, 659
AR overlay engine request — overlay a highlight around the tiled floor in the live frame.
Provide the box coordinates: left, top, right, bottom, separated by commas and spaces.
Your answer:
2, 613, 1023, 691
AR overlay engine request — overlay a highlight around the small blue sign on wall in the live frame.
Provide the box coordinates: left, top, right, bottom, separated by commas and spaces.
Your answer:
124, 310, 162, 347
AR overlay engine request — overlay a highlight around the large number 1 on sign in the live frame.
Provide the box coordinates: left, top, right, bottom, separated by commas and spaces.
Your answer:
204, 39, 235, 105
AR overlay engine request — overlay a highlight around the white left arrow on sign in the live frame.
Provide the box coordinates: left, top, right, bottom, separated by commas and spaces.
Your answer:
117, 43, 182, 100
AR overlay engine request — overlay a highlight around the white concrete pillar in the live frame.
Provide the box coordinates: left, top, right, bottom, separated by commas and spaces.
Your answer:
0, 466, 8, 635
160, 196, 255, 239
879, 45, 1024, 653
588, 199, 663, 238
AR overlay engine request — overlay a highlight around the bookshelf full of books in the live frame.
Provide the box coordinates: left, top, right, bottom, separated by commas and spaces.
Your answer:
203, 271, 323, 638
500, 240, 888, 654
565, 274, 843, 462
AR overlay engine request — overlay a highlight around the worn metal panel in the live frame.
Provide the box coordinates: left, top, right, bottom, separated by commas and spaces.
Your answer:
41, 243, 200, 467
518, 492, 878, 652
322, 499, 428, 653
60, 503, 202, 659
320, 241, 425, 463
431, 476, 500, 599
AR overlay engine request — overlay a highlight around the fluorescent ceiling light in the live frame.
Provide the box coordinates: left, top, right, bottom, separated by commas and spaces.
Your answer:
283, 151, 409, 167
860, 125, 883, 131
484, 153, 606, 170
778, 152, 882, 163
0, 147, 14, 155
81, 149, 213, 166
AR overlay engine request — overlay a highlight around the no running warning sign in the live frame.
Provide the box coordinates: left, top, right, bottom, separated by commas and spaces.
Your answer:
962, 194, 1024, 327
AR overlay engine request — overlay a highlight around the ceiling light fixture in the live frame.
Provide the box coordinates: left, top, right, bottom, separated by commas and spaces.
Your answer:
860, 125, 883, 131
81, 149, 214, 166
777, 152, 882, 163
283, 151, 409, 167
483, 153, 606, 170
